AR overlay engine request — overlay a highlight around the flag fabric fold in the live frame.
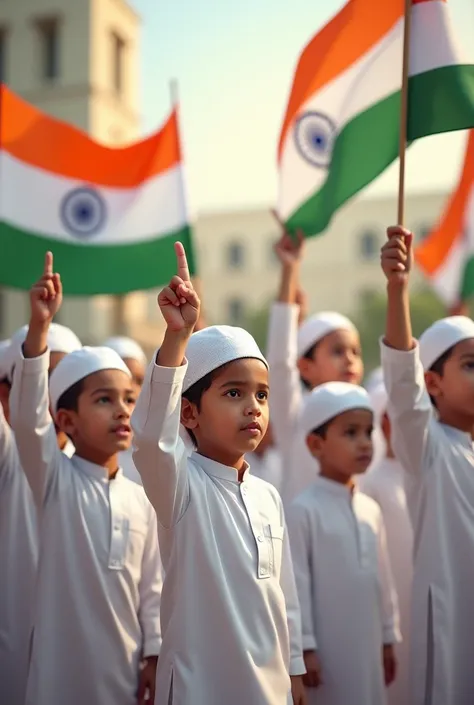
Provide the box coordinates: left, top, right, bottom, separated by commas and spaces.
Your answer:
0, 84, 194, 295
415, 130, 474, 307
277, 0, 474, 237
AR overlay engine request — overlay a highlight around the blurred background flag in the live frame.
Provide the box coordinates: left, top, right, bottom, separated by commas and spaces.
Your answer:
0, 84, 195, 295
277, 0, 474, 238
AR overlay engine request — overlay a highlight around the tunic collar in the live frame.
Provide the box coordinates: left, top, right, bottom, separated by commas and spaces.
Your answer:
193, 452, 250, 483
314, 475, 354, 498
72, 455, 123, 482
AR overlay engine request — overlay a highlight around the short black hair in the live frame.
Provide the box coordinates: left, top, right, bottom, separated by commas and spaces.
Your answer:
56, 378, 86, 413
308, 420, 330, 439
300, 341, 321, 389
429, 344, 455, 376
181, 363, 229, 445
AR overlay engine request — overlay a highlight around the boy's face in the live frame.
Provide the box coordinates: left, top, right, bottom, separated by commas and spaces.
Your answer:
426, 338, 474, 426
182, 358, 270, 468
307, 409, 374, 483
298, 328, 364, 390
122, 357, 146, 395
57, 369, 136, 464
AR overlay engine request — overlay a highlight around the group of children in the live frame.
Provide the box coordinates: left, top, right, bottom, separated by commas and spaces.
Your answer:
0, 224, 474, 705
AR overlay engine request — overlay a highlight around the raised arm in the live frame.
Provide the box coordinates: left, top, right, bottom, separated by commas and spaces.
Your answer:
131, 242, 200, 529
138, 505, 163, 658
267, 221, 305, 449
380, 227, 434, 475
9, 252, 63, 507
0, 401, 17, 491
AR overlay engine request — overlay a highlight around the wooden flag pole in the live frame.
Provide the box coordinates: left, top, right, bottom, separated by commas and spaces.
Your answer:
397, 0, 413, 226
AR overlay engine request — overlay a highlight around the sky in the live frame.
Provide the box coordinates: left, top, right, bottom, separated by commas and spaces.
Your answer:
131, 0, 474, 216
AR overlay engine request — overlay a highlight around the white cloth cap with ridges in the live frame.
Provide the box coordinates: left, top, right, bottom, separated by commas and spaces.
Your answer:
104, 336, 147, 365
50, 346, 131, 414
183, 326, 267, 393
302, 381, 373, 436
419, 316, 474, 370
297, 312, 357, 359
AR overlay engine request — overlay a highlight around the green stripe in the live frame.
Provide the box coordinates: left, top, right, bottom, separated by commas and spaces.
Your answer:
0, 222, 196, 295
461, 255, 474, 300
287, 64, 474, 237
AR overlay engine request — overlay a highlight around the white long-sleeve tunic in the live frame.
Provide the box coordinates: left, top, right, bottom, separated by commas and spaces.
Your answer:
382, 341, 474, 705
10, 349, 162, 705
267, 303, 316, 506
131, 357, 305, 705
246, 447, 283, 491
288, 477, 400, 705
359, 458, 413, 705
0, 405, 38, 705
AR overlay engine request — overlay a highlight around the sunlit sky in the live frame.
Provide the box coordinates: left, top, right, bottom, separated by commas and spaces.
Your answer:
131, 0, 474, 215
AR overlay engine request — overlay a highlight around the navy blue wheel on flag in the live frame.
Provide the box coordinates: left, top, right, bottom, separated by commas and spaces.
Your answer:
60, 187, 107, 237
293, 111, 337, 169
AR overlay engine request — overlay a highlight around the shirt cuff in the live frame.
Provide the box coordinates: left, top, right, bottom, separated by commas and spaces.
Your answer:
150, 354, 188, 385
289, 655, 306, 676
302, 634, 317, 650
143, 636, 161, 657
16, 346, 50, 375
380, 338, 420, 367
383, 625, 402, 645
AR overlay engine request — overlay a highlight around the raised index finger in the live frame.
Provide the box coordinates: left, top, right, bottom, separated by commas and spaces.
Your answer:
174, 241, 190, 282
44, 251, 53, 276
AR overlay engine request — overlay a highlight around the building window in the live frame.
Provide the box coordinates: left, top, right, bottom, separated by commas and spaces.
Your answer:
227, 241, 245, 269
359, 230, 379, 261
37, 18, 60, 81
112, 32, 126, 96
227, 298, 245, 325
0, 29, 7, 84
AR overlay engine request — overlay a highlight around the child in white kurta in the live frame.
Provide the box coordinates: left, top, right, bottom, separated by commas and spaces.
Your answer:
359, 382, 413, 705
288, 382, 400, 705
381, 226, 474, 705
267, 233, 364, 507
131, 243, 305, 705
10, 255, 162, 705
0, 325, 80, 705
104, 336, 148, 485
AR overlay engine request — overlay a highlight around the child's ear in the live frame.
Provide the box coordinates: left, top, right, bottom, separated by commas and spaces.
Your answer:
306, 431, 324, 459
424, 370, 443, 400
55, 409, 77, 438
180, 398, 199, 430
381, 411, 391, 441
297, 357, 314, 386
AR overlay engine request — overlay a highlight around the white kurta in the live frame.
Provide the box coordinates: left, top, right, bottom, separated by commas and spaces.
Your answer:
382, 342, 474, 705
119, 447, 143, 485
0, 405, 38, 705
267, 303, 316, 506
359, 459, 413, 705
10, 349, 163, 705
246, 447, 283, 491
288, 477, 400, 705
131, 358, 305, 705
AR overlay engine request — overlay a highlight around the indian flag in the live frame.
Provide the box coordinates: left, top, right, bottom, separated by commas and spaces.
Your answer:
415, 130, 474, 307
278, 0, 474, 237
0, 85, 194, 295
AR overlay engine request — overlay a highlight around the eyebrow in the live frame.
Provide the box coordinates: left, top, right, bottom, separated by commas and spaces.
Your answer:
460, 353, 474, 360
90, 387, 135, 395
219, 380, 269, 389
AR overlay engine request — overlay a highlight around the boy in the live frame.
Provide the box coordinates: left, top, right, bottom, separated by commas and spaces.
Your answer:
131, 242, 306, 705
288, 382, 400, 705
104, 336, 148, 484
381, 226, 474, 705
10, 253, 162, 705
268, 229, 363, 506
0, 324, 81, 705
359, 382, 413, 705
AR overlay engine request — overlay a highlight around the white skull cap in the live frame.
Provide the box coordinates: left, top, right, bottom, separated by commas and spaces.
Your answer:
302, 381, 373, 436
419, 316, 474, 370
297, 312, 357, 359
183, 325, 267, 393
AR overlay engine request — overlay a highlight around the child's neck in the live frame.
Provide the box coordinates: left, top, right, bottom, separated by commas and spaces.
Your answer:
319, 467, 354, 488
196, 448, 247, 482
74, 447, 120, 479
436, 407, 474, 438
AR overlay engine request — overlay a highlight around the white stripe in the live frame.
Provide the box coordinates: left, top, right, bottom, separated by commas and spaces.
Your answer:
278, 1, 467, 220
0, 153, 188, 245
430, 187, 474, 306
